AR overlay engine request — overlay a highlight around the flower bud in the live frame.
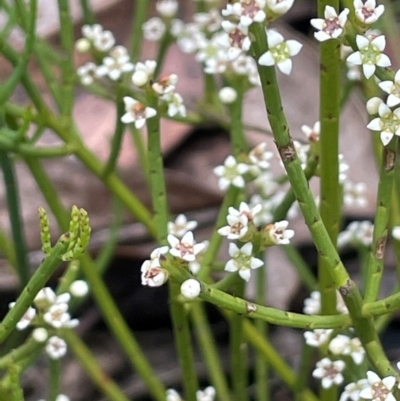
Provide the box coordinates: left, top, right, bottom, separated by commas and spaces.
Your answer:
132, 70, 150, 87
219, 87, 237, 104
180, 279, 201, 299
32, 328, 49, 343
70, 280, 89, 297
366, 96, 383, 115
75, 38, 91, 52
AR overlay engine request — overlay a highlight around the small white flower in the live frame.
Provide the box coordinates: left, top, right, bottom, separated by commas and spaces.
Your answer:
354, 0, 385, 25
219, 87, 237, 104
267, 220, 294, 245
224, 242, 264, 282
168, 214, 198, 238
180, 279, 201, 299
303, 290, 321, 315
121, 97, 157, 129
310, 6, 349, 42
248, 142, 273, 171
258, 30, 302, 75
168, 231, 205, 262
304, 329, 333, 347
166, 389, 182, 401
143, 17, 166, 41
161, 92, 187, 117
301, 121, 320, 142
152, 74, 178, 95
196, 386, 216, 401
266, 0, 294, 16
222, 0, 266, 27
338, 221, 374, 248
32, 328, 48, 343
219, 21, 251, 60
96, 55, 134, 81
359, 371, 396, 401
9, 303, 36, 330
156, 0, 178, 18
312, 358, 345, 389
34, 288, 70, 310
367, 102, 400, 146
70, 280, 89, 297
43, 303, 75, 329
82, 24, 115, 52
77, 62, 98, 85
379, 69, 400, 107
132, 60, 157, 86
213, 155, 249, 191
339, 379, 369, 401
343, 180, 368, 208
193, 9, 223, 33
329, 334, 350, 355
329, 334, 365, 364
141, 246, 169, 287
347, 34, 391, 79
46, 336, 67, 360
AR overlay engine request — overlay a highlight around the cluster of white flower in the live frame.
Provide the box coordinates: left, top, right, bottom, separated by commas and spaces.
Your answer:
10, 285, 86, 360
167, 386, 216, 401
337, 220, 374, 248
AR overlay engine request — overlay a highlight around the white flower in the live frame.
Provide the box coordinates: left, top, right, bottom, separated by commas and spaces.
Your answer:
213, 155, 249, 191
82, 24, 115, 52
303, 290, 321, 315
156, 0, 178, 18
219, 21, 251, 60
304, 329, 333, 347
359, 371, 396, 401
379, 69, 400, 107
168, 231, 205, 262
152, 74, 178, 95
329, 335, 365, 364
121, 97, 157, 129
248, 142, 273, 171
77, 62, 98, 85
347, 34, 391, 79
338, 220, 374, 248
96, 55, 134, 81
253, 172, 279, 199
180, 279, 201, 299
38, 395, 70, 401
339, 379, 369, 401
258, 30, 302, 75
8, 303, 36, 330
46, 336, 67, 360
34, 287, 70, 310
168, 214, 198, 238
196, 386, 216, 401
267, 220, 294, 245
218, 202, 262, 239
219, 87, 237, 104
143, 17, 166, 41
354, 0, 385, 25
266, 0, 294, 16
70, 280, 89, 297
43, 303, 78, 329
193, 9, 223, 33
301, 121, 320, 142
329, 334, 350, 355
312, 358, 345, 389
141, 246, 169, 287
132, 60, 157, 86
222, 0, 266, 27
310, 6, 349, 42
224, 242, 264, 282
161, 92, 187, 117
343, 180, 368, 208
367, 102, 400, 146
166, 389, 182, 401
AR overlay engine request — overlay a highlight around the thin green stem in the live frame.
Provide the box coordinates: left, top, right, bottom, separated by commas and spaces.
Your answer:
364, 139, 398, 302
0, 151, 30, 287
130, 0, 148, 61
64, 330, 131, 401
294, 344, 314, 401
0, 236, 69, 343
49, 359, 60, 401
230, 280, 248, 401
191, 303, 231, 401
79, 0, 96, 25
0, 227, 16, 267
318, 0, 341, 318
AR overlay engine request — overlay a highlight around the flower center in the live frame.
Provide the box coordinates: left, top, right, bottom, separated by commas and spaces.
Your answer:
271, 42, 290, 62
372, 382, 391, 401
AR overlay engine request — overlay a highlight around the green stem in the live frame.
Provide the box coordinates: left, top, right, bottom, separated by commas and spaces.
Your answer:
64, 330, 131, 401
49, 359, 60, 401
0, 227, 16, 267
128, 125, 150, 185
0, 337, 41, 368
191, 303, 231, 401
79, 0, 96, 25
130, 0, 148, 61
294, 344, 314, 401
0, 236, 68, 343
364, 139, 398, 302
318, 0, 341, 318
0, 151, 30, 287
230, 281, 248, 401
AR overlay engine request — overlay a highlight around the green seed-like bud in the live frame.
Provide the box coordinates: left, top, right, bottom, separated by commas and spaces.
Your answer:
38, 207, 52, 255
